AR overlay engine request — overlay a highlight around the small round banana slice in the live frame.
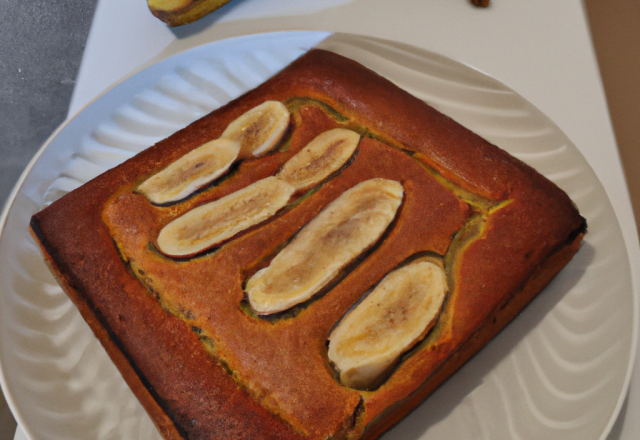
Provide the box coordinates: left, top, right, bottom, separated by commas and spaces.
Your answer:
277, 128, 360, 191
221, 100, 290, 158
157, 176, 295, 257
246, 178, 403, 315
138, 138, 240, 205
327, 260, 447, 390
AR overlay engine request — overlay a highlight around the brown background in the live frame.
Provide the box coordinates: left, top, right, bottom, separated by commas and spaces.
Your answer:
584, 0, 640, 238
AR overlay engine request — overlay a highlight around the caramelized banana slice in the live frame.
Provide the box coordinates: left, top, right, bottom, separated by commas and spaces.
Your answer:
157, 176, 295, 257
277, 128, 360, 191
138, 138, 240, 204
327, 259, 448, 390
148, 0, 233, 27
221, 101, 290, 158
246, 178, 403, 315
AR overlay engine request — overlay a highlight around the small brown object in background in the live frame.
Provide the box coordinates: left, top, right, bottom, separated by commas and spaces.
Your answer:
470, 0, 490, 6
148, 0, 233, 26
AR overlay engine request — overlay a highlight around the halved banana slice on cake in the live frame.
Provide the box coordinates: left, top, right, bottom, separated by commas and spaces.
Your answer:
157, 177, 295, 257
327, 259, 448, 390
138, 138, 240, 204
277, 128, 360, 191
140, 101, 289, 204
246, 178, 404, 315
221, 101, 290, 158
156, 128, 361, 257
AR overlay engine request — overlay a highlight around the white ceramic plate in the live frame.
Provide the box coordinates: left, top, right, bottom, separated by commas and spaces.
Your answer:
0, 32, 635, 440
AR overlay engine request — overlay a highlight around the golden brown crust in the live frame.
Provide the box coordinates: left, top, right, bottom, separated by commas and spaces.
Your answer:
30, 49, 585, 439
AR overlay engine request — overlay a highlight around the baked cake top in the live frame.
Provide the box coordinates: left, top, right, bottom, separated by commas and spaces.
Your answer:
30, 49, 585, 440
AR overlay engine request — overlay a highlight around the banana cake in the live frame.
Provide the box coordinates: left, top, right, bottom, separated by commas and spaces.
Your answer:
30, 49, 586, 440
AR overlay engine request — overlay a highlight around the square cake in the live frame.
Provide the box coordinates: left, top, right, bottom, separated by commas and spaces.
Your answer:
30, 49, 586, 440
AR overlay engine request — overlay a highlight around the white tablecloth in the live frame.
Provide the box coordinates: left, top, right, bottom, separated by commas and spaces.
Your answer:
13, 0, 640, 438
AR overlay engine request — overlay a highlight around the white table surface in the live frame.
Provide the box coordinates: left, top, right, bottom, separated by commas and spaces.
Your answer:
12, 0, 640, 438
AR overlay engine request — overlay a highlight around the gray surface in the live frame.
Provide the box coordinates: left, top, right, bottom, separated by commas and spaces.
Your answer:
0, 0, 97, 437
0, 0, 97, 211
0, 392, 15, 440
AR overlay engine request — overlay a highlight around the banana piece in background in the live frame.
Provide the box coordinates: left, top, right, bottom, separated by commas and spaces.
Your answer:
148, 0, 234, 27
